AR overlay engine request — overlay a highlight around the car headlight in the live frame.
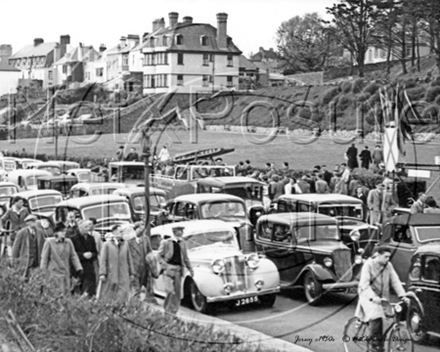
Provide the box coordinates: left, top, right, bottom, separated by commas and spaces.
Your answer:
40, 219, 50, 229
255, 279, 264, 290
354, 255, 363, 265
324, 257, 333, 267
211, 259, 225, 274
350, 230, 361, 242
246, 253, 260, 269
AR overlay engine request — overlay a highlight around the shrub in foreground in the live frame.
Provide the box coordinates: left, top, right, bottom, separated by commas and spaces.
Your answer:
0, 264, 264, 352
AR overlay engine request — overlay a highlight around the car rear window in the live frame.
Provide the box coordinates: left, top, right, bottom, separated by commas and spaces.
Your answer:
415, 226, 440, 243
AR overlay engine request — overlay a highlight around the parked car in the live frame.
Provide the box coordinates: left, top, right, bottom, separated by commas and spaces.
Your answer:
165, 193, 254, 253
36, 175, 78, 198
68, 168, 93, 183
269, 194, 379, 275
151, 220, 280, 313
51, 160, 80, 173
55, 195, 132, 235
17, 158, 43, 170
113, 187, 167, 225
0, 157, 18, 173
28, 162, 62, 176
0, 182, 18, 208
7, 169, 52, 191
406, 244, 440, 343
379, 213, 440, 284
108, 161, 145, 185
69, 182, 127, 198
254, 212, 360, 305
14, 189, 63, 218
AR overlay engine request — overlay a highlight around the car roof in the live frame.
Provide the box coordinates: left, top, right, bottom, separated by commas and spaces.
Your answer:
37, 175, 78, 181
151, 220, 235, 238
8, 169, 52, 177
174, 193, 244, 203
197, 176, 265, 187
52, 160, 80, 165
0, 182, 18, 188
35, 162, 62, 167
68, 168, 91, 173
57, 194, 127, 208
109, 161, 144, 166
71, 182, 126, 191
16, 189, 62, 198
258, 212, 338, 227
415, 243, 440, 256
278, 194, 363, 205
389, 213, 440, 226
114, 187, 166, 196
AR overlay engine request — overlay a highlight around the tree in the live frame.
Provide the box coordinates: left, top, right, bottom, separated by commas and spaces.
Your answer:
416, 0, 440, 72
276, 13, 334, 74
326, 0, 380, 77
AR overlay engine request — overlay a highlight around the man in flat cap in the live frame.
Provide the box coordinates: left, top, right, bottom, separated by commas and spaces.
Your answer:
12, 214, 46, 277
158, 225, 193, 314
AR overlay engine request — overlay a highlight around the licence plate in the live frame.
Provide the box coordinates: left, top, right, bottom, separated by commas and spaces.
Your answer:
235, 296, 259, 307
345, 287, 358, 294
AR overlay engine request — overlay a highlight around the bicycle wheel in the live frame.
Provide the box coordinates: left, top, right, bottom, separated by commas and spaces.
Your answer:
343, 316, 369, 352
387, 323, 414, 352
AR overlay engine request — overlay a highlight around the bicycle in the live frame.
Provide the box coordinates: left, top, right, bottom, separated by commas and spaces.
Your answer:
343, 297, 414, 352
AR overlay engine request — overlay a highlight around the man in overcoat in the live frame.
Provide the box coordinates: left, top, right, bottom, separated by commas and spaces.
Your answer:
11, 214, 45, 277
157, 226, 194, 314
99, 225, 134, 302
40, 223, 83, 294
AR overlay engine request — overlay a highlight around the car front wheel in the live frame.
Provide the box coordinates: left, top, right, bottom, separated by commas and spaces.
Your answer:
190, 280, 211, 314
407, 300, 427, 343
304, 271, 323, 305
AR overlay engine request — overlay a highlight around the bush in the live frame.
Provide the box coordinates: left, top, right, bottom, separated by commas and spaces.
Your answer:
425, 86, 440, 103
0, 264, 261, 352
340, 81, 352, 94
337, 95, 352, 111
363, 83, 380, 95
431, 77, 440, 87
435, 95, 440, 106
352, 78, 365, 94
405, 87, 425, 101
357, 92, 371, 102
321, 87, 339, 105
404, 78, 417, 89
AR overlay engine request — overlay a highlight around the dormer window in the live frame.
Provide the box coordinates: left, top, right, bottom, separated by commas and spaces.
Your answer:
176, 34, 183, 45
150, 37, 155, 47
162, 36, 168, 46
200, 35, 207, 46
227, 38, 232, 46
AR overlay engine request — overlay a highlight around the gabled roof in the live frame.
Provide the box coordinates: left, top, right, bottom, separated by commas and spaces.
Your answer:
54, 46, 99, 65
0, 60, 20, 72
250, 48, 278, 62
10, 42, 57, 59
239, 55, 258, 70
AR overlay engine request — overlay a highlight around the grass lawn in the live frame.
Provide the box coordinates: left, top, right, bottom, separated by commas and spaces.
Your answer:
1, 129, 439, 199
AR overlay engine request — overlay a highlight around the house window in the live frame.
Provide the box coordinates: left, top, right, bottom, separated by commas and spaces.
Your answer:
86, 72, 90, 80
209, 75, 214, 83
203, 54, 209, 66
150, 37, 155, 48
163, 36, 168, 46
96, 68, 103, 77
227, 54, 233, 67
177, 53, 184, 65
155, 74, 168, 88
210, 54, 214, 62
203, 75, 209, 87
226, 76, 233, 87
62, 65, 67, 74
176, 34, 183, 45
144, 53, 155, 66
200, 36, 207, 46
156, 53, 168, 65
177, 74, 183, 86
123, 55, 128, 66
48, 71, 53, 80
144, 75, 155, 88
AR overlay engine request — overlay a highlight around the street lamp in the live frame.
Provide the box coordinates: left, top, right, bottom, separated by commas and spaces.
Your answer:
140, 131, 152, 239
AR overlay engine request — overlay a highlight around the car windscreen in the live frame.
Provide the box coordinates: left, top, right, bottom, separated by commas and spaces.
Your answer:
200, 201, 246, 219
82, 202, 131, 222
415, 226, 440, 243
0, 187, 17, 197
318, 205, 363, 220
90, 187, 119, 196
295, 223, 339, 242
220, 186, 263, 201
4, 161, 16, 172
29, 195, 63, 211
76, 172, 91, 182
185, 230, 236, 250
150, 194, 166, 210
122, 165, 144, 181
39, 166, 61, 175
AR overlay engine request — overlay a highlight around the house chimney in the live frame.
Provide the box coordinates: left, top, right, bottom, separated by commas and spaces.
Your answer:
120, 36, 126, 47
216, 13, 228, 49
127, 34, 140, 48
158, 18, 165, 29
169, 12, 179, 27
34, 38, 44, 47
99, 44, 107, 53
183, 16, 193, 24
60, 35, 70, 58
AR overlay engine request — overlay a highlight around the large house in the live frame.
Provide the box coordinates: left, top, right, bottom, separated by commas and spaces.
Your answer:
0, 60, 20, 96
8, 36, 71, 88
140, 12, 242, 94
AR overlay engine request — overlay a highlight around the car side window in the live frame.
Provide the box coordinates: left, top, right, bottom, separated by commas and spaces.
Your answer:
186, 204, 198, 219
258, 221, 273, 240
175, 202, 186, 217
298, 203, 312, 212
393, 225, 412, 244
278, 200, 287, 213
423, 256, 440, 282
151, 234, 162, 251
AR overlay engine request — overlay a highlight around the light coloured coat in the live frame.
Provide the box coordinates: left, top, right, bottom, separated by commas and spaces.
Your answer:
12, 226, 45, 275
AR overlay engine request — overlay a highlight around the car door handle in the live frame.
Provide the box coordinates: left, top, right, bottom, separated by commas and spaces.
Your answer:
415, 288, 422, 293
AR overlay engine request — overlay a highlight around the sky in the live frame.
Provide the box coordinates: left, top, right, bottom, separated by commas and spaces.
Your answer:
1, 0, 335, 57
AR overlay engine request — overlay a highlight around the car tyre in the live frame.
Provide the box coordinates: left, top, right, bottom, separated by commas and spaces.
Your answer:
259, 294, 276, 308
407, 300, 427, 344
304, 271, 323, 305
190, 280, 211, 314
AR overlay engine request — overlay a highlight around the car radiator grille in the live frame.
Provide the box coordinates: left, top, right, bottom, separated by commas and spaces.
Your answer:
223, 256, 248, 293
333, 250, 352, 282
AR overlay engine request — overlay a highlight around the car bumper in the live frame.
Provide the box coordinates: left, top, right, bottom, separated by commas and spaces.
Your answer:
322, 281, 358, 292
206, 286, 280, 303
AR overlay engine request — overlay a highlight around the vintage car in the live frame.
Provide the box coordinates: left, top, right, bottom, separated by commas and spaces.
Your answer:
151, 164, 236, 199
165, 193, 255, 253
7, 169, 52, 191
254, 212, 360, 305
67, 168, 93, 183
113, 187, 167, 225
379, 213, 440, 284
108, 161, 145, 185
269, 194, 379, 274
28, 162, 63, 176
196, 176, 265, 211
55, 195, 132, 234
69, 182, 127, 198
13, 189, 63, 218
151, 220, 280, 313
17, 158, 43, 170
0, 157, 18, 173
406, 244, 440, 343
51, 160, 80, 173
0, 182, 18, 208
37, 175, 78, 198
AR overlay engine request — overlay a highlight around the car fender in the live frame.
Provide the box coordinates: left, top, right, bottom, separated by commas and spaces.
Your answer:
251, 258, 280, 288
406, 290, 425, 317
181, 267, 224, 299
298, 264, 335, 283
